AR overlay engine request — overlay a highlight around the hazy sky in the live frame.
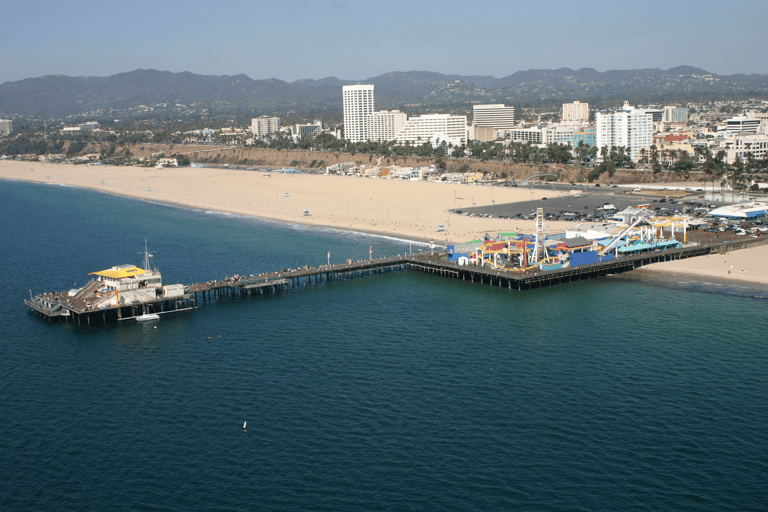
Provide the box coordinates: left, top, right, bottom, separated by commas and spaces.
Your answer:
1, 0, 765, 84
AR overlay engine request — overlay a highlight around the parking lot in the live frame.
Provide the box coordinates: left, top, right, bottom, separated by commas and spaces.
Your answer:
451, 186, 713, 223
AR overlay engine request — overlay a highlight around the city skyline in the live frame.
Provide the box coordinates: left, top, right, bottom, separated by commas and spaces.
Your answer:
1, 0, 766, 85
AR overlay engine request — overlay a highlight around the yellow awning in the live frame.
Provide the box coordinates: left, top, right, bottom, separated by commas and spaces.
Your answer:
89, 266, 146, 279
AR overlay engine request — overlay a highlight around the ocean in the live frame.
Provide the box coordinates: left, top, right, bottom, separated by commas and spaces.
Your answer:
1, 179, 767, 511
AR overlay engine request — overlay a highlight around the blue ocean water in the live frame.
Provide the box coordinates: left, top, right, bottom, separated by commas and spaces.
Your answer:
1, 179, 767, 511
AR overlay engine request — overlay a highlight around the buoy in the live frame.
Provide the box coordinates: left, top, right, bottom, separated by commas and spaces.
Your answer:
243, 422, 247, 429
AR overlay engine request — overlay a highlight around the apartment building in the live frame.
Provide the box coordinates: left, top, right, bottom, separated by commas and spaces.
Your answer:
251, 116, 280, 137
595, 101, 653, 161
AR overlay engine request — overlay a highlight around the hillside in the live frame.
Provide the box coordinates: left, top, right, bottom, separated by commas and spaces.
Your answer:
2, 67, 767, 116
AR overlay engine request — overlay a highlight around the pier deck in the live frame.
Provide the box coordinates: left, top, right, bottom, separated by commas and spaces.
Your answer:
26, 236, 768, 326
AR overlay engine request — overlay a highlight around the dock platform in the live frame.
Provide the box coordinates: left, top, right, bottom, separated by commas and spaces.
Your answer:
25, 236, 768, 326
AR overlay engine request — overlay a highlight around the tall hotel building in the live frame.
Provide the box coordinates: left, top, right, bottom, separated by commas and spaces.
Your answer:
342, 84, 375, 143
562, 101, 589, 122
595, 101, 652, 162
472, 104, 515, 130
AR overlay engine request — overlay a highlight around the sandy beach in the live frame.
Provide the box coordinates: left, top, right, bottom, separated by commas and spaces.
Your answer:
633, 244, 768, 285
2, 160, 767, 285
0, 160, 572, 243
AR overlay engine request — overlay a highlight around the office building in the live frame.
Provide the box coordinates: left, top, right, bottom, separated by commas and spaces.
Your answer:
725, 116, 761, 135
365, 110, 407, 142
595, 101, 653, 161
472, 104, 515, 130
642, 109, 664, 123
342, 84, 375, 143
562, 101, 589, 122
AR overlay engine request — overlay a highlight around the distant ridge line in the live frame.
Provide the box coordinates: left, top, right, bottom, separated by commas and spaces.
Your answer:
1, 66, 766, 116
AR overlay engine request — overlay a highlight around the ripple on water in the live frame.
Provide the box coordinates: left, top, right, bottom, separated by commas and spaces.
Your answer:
2, 181, 768, 511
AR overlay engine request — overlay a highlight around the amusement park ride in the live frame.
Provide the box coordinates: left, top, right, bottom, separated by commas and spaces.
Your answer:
469, 208, 689, 272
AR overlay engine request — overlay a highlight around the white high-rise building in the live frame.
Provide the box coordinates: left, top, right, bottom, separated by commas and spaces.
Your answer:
342, 84, 375, 143
396, 114, 467, 147
595, 101, 653, 162
0, 119, 13, 137
472, 104, 515, 130
365, 110, 407, 142
251, 116, 280, 137
562, 101, 589, 122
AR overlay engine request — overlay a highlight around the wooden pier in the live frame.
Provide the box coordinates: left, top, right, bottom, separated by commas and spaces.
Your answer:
25, 236, 768, 326
405, 236, 768, 290
25, 293, 196, 327
186, 255, 409, 303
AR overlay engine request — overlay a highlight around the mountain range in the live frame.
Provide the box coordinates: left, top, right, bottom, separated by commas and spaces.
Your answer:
1, 66, 767, 117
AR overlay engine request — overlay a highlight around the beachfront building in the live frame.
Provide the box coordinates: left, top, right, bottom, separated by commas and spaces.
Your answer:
725, 116, 761, 135
395, 114, 467, 147
595, 101, 653, 161
342, 84, 375, 143
472, 104, 515, 131
365, 110, 407, 142
562, 101, 589, 122
0, 119, 11, 137
293, 121, 323, 139
251, 116, 280, 137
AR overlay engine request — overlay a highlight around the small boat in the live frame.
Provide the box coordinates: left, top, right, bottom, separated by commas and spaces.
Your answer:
136, 312, 160, 322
